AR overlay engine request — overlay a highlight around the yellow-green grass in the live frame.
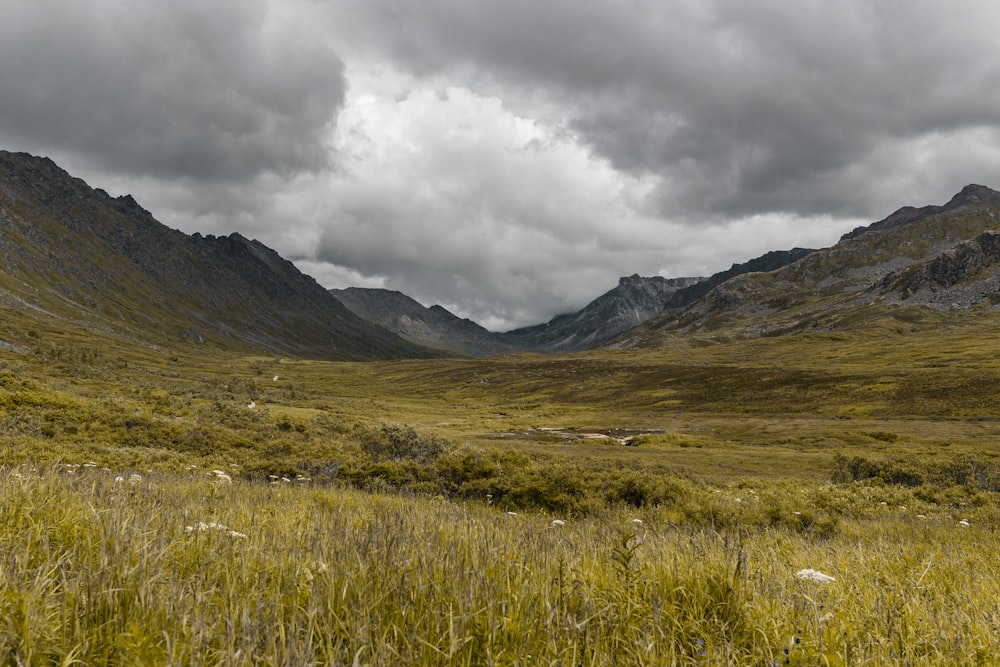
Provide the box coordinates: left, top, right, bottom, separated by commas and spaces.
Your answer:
6, 310, 1000, 483
1, 465, 998, 666
3, 309, 1000, 662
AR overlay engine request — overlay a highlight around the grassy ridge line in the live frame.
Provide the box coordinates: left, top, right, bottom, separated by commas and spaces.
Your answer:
1, 466, 998, 666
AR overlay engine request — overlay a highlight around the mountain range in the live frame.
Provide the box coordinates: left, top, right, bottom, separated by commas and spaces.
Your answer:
0, 150, 431, 360
2, 148, 1000, 360
614, 184, 1000, 348
332, 274, 708, 355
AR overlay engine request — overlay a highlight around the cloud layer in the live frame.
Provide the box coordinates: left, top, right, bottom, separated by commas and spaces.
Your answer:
3, 0, 1000, 329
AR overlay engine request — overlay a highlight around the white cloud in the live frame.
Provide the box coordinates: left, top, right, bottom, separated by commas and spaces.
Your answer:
309, 69, 673, 328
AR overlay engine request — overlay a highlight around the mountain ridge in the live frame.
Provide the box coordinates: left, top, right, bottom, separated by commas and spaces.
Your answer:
332, 275, 707, 355
0, 150, 433, 360
5, 149, 1000, 360
612, 183, 1000, 347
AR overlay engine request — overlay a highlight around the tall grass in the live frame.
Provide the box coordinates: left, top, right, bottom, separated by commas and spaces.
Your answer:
2, 466, 999, 665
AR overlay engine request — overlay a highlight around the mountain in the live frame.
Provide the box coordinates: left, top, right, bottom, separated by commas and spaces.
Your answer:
330, 287, 520, 356
332, 246, 829, 356
874, 229, 1000, 308
333, 275, 704, 356
613, 184, 1000, 347
0, 150, 433, 360
839, 184, 1000, 241
499, 274, 703, 353
664, 248, 816, 310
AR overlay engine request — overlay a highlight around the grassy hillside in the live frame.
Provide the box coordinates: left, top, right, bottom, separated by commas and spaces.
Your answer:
0, 151, 432, 360
3, 310, 1000, 663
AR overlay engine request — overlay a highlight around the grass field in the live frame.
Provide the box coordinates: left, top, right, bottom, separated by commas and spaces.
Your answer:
3, 310, 1000, 664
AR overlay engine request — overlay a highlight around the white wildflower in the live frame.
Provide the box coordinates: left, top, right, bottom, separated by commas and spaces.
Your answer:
185, 521, 246, 539
796, 568, 836, 584
186, 521, 223, 533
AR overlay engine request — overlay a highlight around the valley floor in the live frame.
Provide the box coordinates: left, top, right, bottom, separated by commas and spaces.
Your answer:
3, 315, 1000, 664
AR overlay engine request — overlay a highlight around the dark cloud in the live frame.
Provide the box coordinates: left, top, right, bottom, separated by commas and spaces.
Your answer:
4, 0, 1000, 330
0, 0, 345, 181
325, 0, 1000, 220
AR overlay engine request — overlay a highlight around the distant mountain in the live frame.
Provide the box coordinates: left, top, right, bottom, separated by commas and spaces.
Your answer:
332, 245, 833, 356
334, 275, 704, 356
499, 275, 703, 353
330, 288, 520, 356
613, 184, 1000, 347
0, 150, 433, 360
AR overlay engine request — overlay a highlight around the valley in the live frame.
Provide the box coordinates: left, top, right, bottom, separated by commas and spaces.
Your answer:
5, 309, 1000, 664
4, 150, 1000, 663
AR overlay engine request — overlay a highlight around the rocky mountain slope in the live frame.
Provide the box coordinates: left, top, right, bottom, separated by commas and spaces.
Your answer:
330, 287, 521, 356
499, 274, 703, 353
334, 275, 705, 356
615, 184, 1000, 347
0, 150, 432, 360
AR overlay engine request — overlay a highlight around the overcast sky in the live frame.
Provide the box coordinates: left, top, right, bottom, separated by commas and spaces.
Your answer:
3, 0, 1000, 330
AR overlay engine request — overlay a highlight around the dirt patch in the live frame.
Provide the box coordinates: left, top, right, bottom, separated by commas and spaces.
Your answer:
493, 427, 663, 446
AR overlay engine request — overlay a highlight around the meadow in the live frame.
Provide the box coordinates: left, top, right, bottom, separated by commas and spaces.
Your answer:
3, 309, 1000, 664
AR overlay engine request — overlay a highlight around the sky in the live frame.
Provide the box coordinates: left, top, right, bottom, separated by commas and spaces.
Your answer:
3, 1, 1000, 331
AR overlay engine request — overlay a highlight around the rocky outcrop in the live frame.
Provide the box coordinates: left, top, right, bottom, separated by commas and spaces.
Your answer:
875, 230, 1000, 306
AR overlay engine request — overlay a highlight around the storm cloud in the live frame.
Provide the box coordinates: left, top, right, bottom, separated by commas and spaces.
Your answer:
3, 0, 1000, 329
0, 0, 345, 181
